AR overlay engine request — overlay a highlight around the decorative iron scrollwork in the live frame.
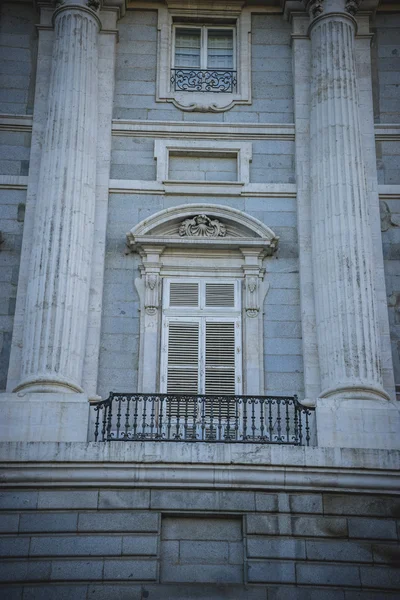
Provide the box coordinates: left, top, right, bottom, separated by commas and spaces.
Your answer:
171, 69, 237, 93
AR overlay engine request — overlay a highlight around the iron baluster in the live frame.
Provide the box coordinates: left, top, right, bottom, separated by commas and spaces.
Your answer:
218, 396, 223, 441
175, 394, 181, 440
94, 406, 100, 442
123, 396, 131, 440
101, 404, 108, 442
167, 396, 172, 440
149, 395, 155, 438
259, 397, 265, 441
201, 396, 206, 441
116, 396, 122, 440
298, 406, 303, 446
106, 398, 113, 441
251, 398, 256, 440
276, 398, 283, 442
305, 409, 311, 446
209, 396, 215, 441
242, 398, 248, 441
133, 396, 138, 439
268, 400, 273, 442
140, 395, 148, 438
293, 401, 299, 444
158, 396, 164, 440
285, 400, 290, 443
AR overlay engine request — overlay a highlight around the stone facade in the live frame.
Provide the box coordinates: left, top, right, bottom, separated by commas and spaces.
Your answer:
0, 0, 399, 596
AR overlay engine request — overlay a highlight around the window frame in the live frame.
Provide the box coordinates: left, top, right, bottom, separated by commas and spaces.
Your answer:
172, 24, 237, 72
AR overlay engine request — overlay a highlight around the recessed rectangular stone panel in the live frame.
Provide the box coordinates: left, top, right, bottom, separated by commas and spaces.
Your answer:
160, 516, 243, 583
103, 559, 157, 581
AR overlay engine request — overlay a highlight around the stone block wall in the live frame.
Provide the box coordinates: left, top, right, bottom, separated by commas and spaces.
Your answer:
0, 487, 399, 598
372, 14, 400, 124
381, 198, 400, 390
0, 2, 38, 115
113, 10, 293, 123
0, 189, 25, 391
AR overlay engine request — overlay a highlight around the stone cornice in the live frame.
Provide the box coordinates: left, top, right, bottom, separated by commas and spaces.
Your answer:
0, 442, 398, 494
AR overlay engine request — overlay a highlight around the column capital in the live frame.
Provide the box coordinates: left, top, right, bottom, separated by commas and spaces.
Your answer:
53, 0, 102, 29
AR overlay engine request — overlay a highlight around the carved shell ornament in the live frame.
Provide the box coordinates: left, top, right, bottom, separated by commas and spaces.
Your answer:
178, 214, 227, 238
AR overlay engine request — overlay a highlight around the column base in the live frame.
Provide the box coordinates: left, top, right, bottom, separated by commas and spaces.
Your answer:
316, 396, 400, 449
0, 392, 89, 442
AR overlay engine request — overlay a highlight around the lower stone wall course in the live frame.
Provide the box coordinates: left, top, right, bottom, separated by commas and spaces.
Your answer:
22, 585, 88, 600
0, 492, 38, 511
0, 537, 30, 557
121, 535, 158, 556
98, 490, 150, 510
247, 560, 296, 583
305, 540, 373, 562
140, 583, 267, 600
160, 563, 243, 584
247, 538, 306, 560
371, 541, 400, 564
77, 512, 159, 533
0, 560, 52, 583
0, 586, 23, 600
50, 560, 104, 581
323, 494, 399, 517
267, 587, 345, 600
103, 559, 158, 581
296, 564, 361, 587
18, 513, 78, 533
37, 491, 98, 510
359, 565, 400, 589
29, 535, 122, 557
0, 514, 19, 532
348, 518, 397, 540
246, 515, 348, 537
86, 585, 142, 600
151, 490, 256, 512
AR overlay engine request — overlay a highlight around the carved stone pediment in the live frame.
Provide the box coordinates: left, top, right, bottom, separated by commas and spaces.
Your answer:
127, 204, 279, 256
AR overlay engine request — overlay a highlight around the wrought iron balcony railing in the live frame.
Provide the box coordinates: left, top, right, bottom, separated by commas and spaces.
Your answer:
170, 69, 237, 93
91, 393, 314, 446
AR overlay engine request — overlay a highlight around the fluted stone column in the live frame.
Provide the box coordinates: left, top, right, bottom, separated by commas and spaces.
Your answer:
308, 0, 400, 448
15, 0, 100, 393
309, 0, 387, 402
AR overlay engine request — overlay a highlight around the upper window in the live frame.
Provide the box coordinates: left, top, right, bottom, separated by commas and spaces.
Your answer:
156, 4, 251, 112
172, 26, 236, 93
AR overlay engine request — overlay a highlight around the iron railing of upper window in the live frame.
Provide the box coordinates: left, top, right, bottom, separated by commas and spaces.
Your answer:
91, 393, 315, 446
171, 69, 237, 93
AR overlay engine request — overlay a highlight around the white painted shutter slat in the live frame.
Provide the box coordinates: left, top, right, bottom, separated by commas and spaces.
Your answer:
205, 283, 235, 308
170, 282, 199, 307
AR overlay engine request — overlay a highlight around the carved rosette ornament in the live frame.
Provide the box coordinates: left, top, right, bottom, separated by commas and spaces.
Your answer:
144, 273, 160, 315
178, 214, 227, 238
306, 0, 324, 19
245, 275, 260, 318
345, 0, 361, 15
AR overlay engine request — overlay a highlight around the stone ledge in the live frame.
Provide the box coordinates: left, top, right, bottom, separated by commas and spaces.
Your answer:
0, 442, 398, 494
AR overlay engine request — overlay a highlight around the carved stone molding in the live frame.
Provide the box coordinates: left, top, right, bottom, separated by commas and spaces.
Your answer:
178, 214, 227, 238
244, 274, 261, 317
144, 272, 161, 315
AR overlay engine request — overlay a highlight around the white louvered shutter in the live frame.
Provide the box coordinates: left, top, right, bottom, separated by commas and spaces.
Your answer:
166, 321, 200, 394
205, 321, 236, 395
205, 282, 235, 308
